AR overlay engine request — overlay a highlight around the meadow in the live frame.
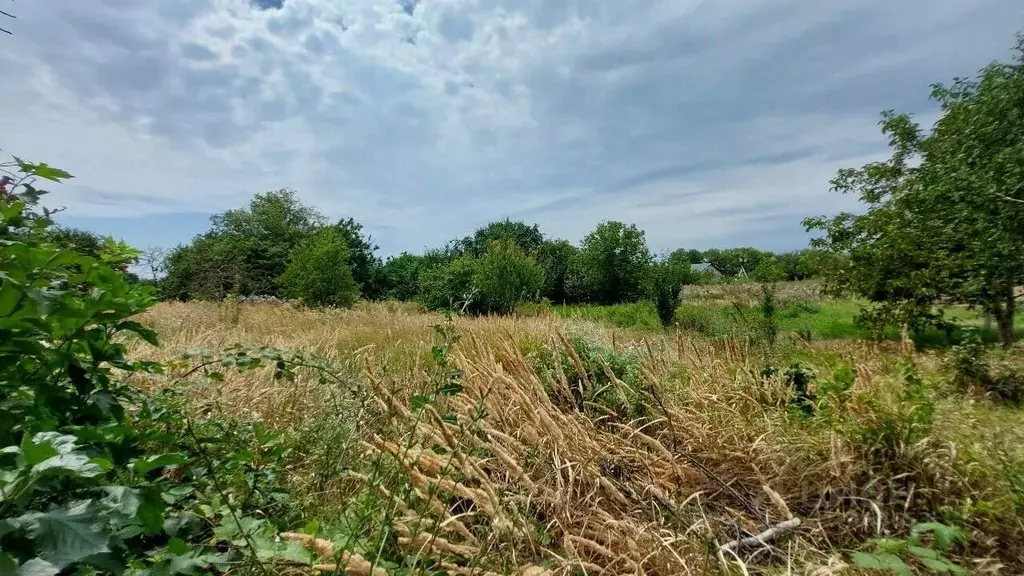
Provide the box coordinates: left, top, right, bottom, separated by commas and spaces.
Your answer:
124, 285, 1024, 575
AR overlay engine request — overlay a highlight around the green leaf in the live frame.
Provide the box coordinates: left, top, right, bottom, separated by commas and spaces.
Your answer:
26, 162, 73, 183
0, 280, 22, 317
115, 320, 159, 346
134, 453, 188, 475
138, 492, 165, 534
17, 501, 110, 570
16, 559, 59, 576
911, 522, 967, 551
0, 554, 16, 576
907, 545, 939, 560
872, 538, 909, 554
99, 486, 141, 517
851, 552, 913, 576
19, 435, 58, 467
919, 557, 968, 575
410, 395, 430, 411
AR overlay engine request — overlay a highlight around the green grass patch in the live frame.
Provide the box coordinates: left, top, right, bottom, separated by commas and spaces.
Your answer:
553, 301, 663, 331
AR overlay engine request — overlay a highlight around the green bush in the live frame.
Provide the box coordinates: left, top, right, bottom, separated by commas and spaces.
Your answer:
0, 158, 311, 574
948, 331, 1024, 403
475, 240, 544, 314
278, 228, 360, 308
418, 255, 479, 312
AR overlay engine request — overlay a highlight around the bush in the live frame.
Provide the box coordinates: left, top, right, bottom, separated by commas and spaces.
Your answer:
475, 240, 544, 314
0, 158, 309, 574
278, 228, 360, 308
418, 255, 478, 312
948, 331, 1024, 403
648, 259, 691, 327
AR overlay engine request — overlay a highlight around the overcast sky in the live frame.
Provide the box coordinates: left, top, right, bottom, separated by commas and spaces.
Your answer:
1, 1, 1021, 256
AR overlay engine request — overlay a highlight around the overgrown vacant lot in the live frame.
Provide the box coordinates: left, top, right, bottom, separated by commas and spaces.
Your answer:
128, 299, 1024, 575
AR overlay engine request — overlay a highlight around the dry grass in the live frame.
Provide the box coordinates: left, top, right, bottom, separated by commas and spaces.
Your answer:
128, 300, 1024, 575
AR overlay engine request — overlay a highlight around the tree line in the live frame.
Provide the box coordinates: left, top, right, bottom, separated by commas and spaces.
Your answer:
146, 190, 835, 320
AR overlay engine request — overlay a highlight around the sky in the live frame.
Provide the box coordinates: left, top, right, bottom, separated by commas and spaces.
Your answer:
0, 1, 1021, 257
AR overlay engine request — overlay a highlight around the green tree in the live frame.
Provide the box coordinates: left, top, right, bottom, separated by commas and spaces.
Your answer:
647, 254, 694, 327
418, 255, 478, 312
575, 221, 652, 304
333, 217, 382, 299
806, 35, 1024, 344
535, 239, 578, 303
380, 252, 427, 301
278, 228, 359, 308
162, 189, 326, 300
457, 219, 544, 257
752, 258, 787, 283
475, 240, 544, 314
701, 247, 769, 278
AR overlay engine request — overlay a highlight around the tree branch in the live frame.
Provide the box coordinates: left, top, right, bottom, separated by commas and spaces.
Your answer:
719, 518, 802, 552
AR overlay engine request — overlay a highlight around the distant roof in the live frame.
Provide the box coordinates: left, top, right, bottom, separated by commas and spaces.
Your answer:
690, 262, 722, 274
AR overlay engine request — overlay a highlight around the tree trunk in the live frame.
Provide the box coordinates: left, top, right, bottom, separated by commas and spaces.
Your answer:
995, 290, 1016, 347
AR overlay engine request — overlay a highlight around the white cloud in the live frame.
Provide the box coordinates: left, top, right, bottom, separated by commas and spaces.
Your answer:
0, 0, 1021, 254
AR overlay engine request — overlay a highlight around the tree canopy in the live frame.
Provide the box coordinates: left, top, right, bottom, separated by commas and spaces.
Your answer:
807, 38, 1024, 344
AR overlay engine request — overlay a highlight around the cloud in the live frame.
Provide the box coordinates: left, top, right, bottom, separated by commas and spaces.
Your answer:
1, 0, 1021, 257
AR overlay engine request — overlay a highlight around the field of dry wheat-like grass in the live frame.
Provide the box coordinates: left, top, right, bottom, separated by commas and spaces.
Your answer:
127, 300, 1024, 575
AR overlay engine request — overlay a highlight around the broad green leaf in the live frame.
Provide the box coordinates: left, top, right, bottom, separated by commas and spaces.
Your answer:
872, 538, 909, 554
99, 486, 141, 517
115, 320, 159, 346
18, 502, 110, 570
134, 453, 188, 475
850, 552, 913, 576
0, 281, 21, 317
911, 522, 967, 551
0, 554, 16, 576
410, 395, 430, 411
26, 162, 73, 183
907, 545, 939, 560
19, 435, 58, 468
32, 452, 103, 478
919, 557, 968, 575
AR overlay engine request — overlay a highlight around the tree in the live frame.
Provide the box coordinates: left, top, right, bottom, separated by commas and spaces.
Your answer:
475, 240, 544, 314
161, 190, 337, 300
418, 255, 479, 312
278, 228, 359, 308
575, 221, 652, 304
333, 217, 382, 299
535, 239, 577, 303
752, 258, 787, 283
806, 34, 1024, 344
138, 246, 167, 281
701, 247, 769, 278
380, 252, 427, 301
210, 189, 326, 297
458, 219, 544, 257
648, 255, 694, 327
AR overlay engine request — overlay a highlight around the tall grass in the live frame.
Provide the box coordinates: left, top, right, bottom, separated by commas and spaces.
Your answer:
127, 300, 1024, 574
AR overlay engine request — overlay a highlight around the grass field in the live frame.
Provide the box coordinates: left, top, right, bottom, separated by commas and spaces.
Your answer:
550, 281, 1024, 346
127, 292, 1024, 575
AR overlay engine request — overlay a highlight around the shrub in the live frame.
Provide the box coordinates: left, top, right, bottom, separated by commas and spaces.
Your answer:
418, 255, 478, 312
475, 239, 544, 314
648, 259, 690, 327
278, 228, 360, 308
0, 158, 310, 574
948, 330, 1024, 403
